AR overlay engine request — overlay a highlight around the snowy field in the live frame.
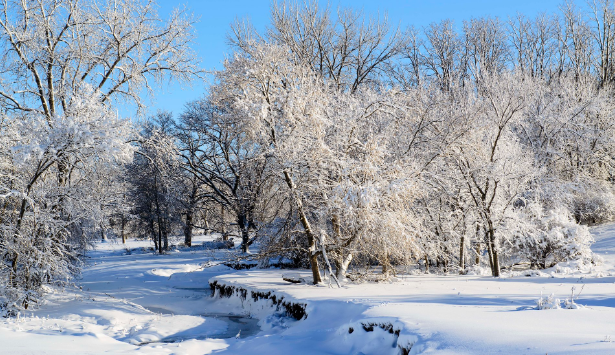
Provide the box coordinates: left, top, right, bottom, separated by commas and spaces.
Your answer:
0, 229, 614, 355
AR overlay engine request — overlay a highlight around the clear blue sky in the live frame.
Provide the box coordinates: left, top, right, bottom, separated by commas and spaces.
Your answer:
138, 0, 578, 118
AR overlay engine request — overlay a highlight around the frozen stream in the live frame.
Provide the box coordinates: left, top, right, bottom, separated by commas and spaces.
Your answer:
144, 305, 261, 341
78, 238, 269, 348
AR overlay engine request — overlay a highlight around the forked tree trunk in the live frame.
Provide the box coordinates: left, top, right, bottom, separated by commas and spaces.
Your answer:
334, 253, 353, 280
331, 215, 353, 280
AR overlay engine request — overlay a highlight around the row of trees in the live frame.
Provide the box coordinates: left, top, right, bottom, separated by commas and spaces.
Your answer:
0, 0, 613, 312
129, 0, 614, 283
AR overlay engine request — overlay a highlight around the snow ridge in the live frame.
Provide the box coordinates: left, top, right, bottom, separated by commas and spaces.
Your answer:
210, 280, 307, 320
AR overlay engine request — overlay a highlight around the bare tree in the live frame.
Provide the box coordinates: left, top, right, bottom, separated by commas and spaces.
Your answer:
0, 0, 201, 119
509, 14, 561, 79
230, 0, 405, 93
589, 0, 615, 88
560, 2, 594, 82
176, 99, 272, 253
390, 26, 424, 89
423, 19, 463, 91
463, 17, 509, 83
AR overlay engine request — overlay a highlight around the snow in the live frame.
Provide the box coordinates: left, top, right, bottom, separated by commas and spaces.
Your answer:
1, 229, 615, 354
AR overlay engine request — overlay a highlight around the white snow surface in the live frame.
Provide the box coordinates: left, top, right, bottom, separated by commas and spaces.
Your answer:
1, 229, 615, 354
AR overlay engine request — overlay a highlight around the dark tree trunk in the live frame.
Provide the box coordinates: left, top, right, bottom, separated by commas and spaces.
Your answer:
221, 205, 228, 241
238, 215, 250, 253
459, 236, 465, 274
121, 218, 126, 244
157, 217, 163, 254
486, 226, 500, 277
184, 184, 198, 247
475, 225, 481, 265
184, 211, 193, 247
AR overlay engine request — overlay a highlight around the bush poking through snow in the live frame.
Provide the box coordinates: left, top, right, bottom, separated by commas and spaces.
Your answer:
536, 292, 561, 310
536, 287, 586, 310
564, 286, 586, 309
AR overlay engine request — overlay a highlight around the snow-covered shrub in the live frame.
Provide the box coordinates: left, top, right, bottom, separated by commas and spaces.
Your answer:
535, 287, 586, 310
569, 179, 615, 225
563, 286, 586, 309
508, 204, 594, 269
536, 293, 561, 310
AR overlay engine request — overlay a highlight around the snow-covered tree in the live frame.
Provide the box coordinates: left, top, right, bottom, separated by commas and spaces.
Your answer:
176, 98, 275, 253
0, 0, 200, 311
0, 87, 133, 310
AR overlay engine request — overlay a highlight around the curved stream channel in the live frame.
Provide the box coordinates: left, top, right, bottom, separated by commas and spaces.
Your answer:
141, 287, 261, 344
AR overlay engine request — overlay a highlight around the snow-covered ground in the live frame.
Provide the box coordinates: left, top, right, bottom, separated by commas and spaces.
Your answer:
0, 235, 245, 354
1, 228, 615, 354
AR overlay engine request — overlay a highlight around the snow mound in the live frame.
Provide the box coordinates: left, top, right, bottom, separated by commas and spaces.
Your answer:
147, 264, 204, 277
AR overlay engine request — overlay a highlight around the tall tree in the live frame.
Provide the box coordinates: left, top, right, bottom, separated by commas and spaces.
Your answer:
176, 99, 272, 253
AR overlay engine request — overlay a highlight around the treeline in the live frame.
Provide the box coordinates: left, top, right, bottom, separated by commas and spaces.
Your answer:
128, 1, 615, 283
2, 0, 615, 313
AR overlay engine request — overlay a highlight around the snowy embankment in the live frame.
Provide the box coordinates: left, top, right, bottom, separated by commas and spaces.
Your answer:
1, 228, 615, 354
209, 225, 615, 354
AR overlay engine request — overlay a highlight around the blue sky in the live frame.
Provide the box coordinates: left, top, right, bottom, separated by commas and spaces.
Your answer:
138, 0, 576, 118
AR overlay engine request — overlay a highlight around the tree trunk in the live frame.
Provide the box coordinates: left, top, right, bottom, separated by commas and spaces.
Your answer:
475, 242, 480, 265
151, 219, 159, 252
9, 254, 17, 288
184, 211, 193, 247
308, 251, 322, 284
335, 253, 353, 280
382, 252, 390, 275
485, 229, 494, 272
157, 218, 163, 254
221, 205, 228, 241
490, 230, 500, 277
121, 218, 126, 244
459, 236, 465, 274
204, 212, 210, 231
486, 226, 500, 277
238, 215, 250, 253
283, 170, 322, 284
163, 219, 169, 251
